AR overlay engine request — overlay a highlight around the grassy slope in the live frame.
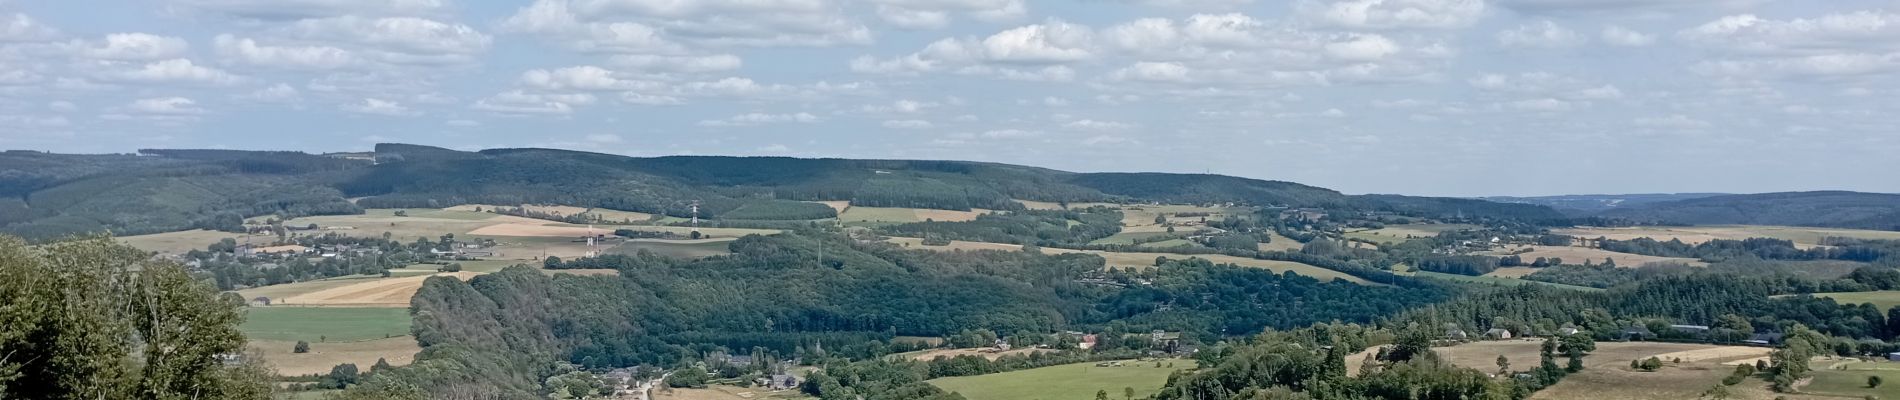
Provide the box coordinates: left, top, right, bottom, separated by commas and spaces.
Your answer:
240, 307, 412, 342
928, 360, 1195, 400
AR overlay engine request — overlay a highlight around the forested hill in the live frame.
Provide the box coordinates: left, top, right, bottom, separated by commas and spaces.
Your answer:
1595, 191, 1900, 230
1, 143, 1562, 240
1480, 193, 1730, 214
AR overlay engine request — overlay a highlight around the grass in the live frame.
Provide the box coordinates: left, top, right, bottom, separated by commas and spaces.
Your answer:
1135, 239, 1203, 249
927, 359, 1195, 400
1805, 359, 1900, 398
1412, 271, 1602, 291
839, 206, 922, 223
1801, 291, 1900, 312
362, 208, 497, 221
608, 239, 734, 259
1088, 232, 1176, 245
240, 307, 412, 342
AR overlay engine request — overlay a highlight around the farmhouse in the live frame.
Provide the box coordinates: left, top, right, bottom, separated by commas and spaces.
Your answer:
1483, 328, 1513, 340
760, 374, 800, 390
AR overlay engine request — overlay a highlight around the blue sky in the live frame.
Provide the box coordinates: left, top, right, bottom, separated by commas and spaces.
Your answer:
1, 0, 1896, 196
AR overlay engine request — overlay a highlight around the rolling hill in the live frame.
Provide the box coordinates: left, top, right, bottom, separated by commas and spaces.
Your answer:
1, 144, 1567, 241
1594, 191, 1900, 230
1479, 193, 1730, 214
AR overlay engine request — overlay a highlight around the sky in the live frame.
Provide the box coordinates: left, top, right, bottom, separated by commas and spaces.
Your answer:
1, 0, 1897, 197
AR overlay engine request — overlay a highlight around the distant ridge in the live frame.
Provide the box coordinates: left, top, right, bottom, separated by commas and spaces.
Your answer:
0, 143, 1563, 240
1594, 191, 1900, 231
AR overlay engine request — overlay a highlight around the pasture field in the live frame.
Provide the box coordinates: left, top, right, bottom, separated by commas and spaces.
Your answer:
926, 359, 1195, 400
1436, 341, 1768, 373
1088, 231, 1177, 245
1484, 266, 1540, 278
581, 208, 655, 223
837, 206, 991, 224
1799, 291, 1900, 311
653, 385, 813, 400
903, 348, 1050, 361
1803, 359, 1900, 398
250, 336, 420, 377
883, 237, 1370, 284
1136, 239, 1204, 250
608, 238, 735, 259
466, 222, 775, 239
1553, 225, 1900, 248
1257, 232, 1303, 252
1345, 224, 1477, 244
362, 208, 498, 221
240, 307, 413, 342
119, 229, 259, 254
1013, 199, 1065, 210
1484, 245, 1707, 268
1411, 271, 1601, 291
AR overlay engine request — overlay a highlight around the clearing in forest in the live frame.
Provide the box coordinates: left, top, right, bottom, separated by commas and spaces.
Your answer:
926, 359, 1196, 400
248, 271, 480, 307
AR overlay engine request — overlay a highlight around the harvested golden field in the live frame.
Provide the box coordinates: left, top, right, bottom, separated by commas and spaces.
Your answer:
252, 272, 480, 307
250, 337, 420, 377
1553, 225, 1900, 248
914, 208, 991, 222
839, 206, 992, 223
444, 203, 587, 216
1485, 245, 1707, 267
883, 237, 1370, 285
119, 229, 261, 254
813, 200, 852, 213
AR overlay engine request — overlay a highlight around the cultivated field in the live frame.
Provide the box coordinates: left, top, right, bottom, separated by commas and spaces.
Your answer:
119, 229, 260, 255
927, 359, 1195, 400
241, 271, 480, 307
240, 307, 413, 342
883, 237, 1371, 285
1089, 231, 1178, 245
250, 336, 420, 377
1484, 266, 1540, 278
1428, 340, 1792, 399
466, 222, 775, 239
1553, 225, 1900, 248
1484, 245, 1708, 268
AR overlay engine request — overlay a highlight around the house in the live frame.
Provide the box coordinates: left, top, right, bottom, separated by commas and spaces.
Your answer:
1620, 325, 1655, 341
1557, 323, 1581, 336
1444, 328, 1470, 341
249, 297, 271, 307
763, 374, 800, 390
1078, 334, 1098, 350
993, 338, 1012, 351
1483, 328, 1513, 340
1887, 352, 1900, 362
725, 355, 754, 368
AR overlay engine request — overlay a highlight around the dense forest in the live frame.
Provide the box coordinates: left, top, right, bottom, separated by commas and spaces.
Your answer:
1596, 191, 1900, 230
